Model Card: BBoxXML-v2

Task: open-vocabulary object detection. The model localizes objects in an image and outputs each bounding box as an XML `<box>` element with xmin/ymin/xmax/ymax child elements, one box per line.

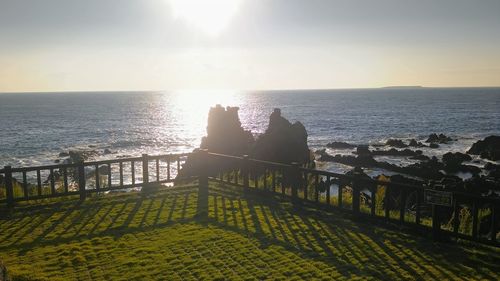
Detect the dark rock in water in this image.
<box><xmin>59</xmin><ymin>152</ymin><xmax>69</xmax><ymax>157</ymax></box>
<box><xmin>484</xmin><ymin>163</ymin><xmax>500</xmax><ymax>179</ymax></box>
<box><xmin>103</xmin><ymin>148</ymin><xmax>112</xmax><ymax>155</ymax></box>
<box><xmin>316</xmin><ymin>150</ymin><xmax>377</xmax><ymax>167</ymax></box>
<box><xmin>315</xmin><ymin>148</ymin><xmax>327</xmax><ymax>156</ymax></box>
<box><xmin>200</xmin><ymin>105</ymin><xmax>254</xmax><ymax>156</ymax></box>
<box><xmin>442</xmin><ymin>152</ymin><xmax>472</xmax><ymax>169</ymax></box>
<box><xmin>252</xmin><ymin>108</ymin><xmax>310</xmax><ymax>164</ymax></box>
<box><xmin>319</xmin><ymin>147</ymin><xmax>445</xmax><ymax>179</ymax></box>
<box><xmin>326</xmin><ymin>141</ymin><xmax>357</xmax><ymax>149</ymax></box>
<box><xmin>68</xmin><ymin>150</ymin><xmax>98</xmax><ymax>163</ymax></box>
<box><xmin>385</xmin><ymin>139</ymin><xmax>408</xmax><ymax>148</ymax></box>
<box><xmin>69</xmin><ymin>151</ymin><xmax>85</xmax><ymax>163</ymax></box>
<box><xmin>396</xmin><ymin>160</ymin><xmax>445</xmax><ymax>180</ymax></box>
<box><xmin>425</xmin><ymin>133</ymin><xmax>452</xmax><ymax>144</ymax></box>
<box><xmin>316</xmin><ymin>149</ymin><xmax>335</xmax><ymax>161</ymax></box>
<box><xmin>54</xmin><ymin>159</ymin><xmax>60</xmax><ymax>163</ymax></box>
<box><xmin>355</xmin><ymin>146</ymin><xmax>426</xmax><ymax>158</ymax></box>
<box><xmin>459</xmin><ymin>165</ymin><xmax>481</xmax><ymax>175</ymax></box>
<box><xmin>372</xmin><ymin>148</ymin><xmax>420</xmax><ymax>157</ymax></box>
<box><xmin>408</xmin><ymin>139</ymin><xmax>426</xmax><ymax>147</ymax></box>
<box><xmin>409</xmin><ymin>154</ymin><xmax>430</xmax><ymax>161</ymax></box>
<box><xmin>429</xmin><ymin>143</ymin><xmax>439</xmax><ymax>149</ymax></box>
<box><xmin>355</xmin><ymin>145</ymin><xmax>371</xmax><ymax>156</ymax></box>
<box><xmin>485</xmin><ymin>162</ymin><xmax>498</xmax><ymax>171</ymax></box>
<box><xmin>467</xmin><ymin>135</ymin><xmax>500</xmax><ymax>161</ymax></box>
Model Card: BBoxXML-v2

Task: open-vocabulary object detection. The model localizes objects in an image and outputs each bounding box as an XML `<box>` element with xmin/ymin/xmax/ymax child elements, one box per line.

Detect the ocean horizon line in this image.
<box><xmin>2</xmin><ymin>85</ymin><xmax>500</xmax><ymax>95</ymax></box>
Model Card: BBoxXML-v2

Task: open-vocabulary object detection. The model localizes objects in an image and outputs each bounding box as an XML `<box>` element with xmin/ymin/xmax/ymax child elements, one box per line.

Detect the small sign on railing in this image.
<box><xmin>424</xmin><ymin>188</ymin><xmax>453</xmax><ymax>207</ymax></box>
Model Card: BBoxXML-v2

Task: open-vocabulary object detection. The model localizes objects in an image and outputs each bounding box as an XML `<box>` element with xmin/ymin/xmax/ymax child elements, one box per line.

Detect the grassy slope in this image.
<box><xmin>0</xmin><ymin>182</ymin><xmax>499</xmax><ymax>281</ymax></box>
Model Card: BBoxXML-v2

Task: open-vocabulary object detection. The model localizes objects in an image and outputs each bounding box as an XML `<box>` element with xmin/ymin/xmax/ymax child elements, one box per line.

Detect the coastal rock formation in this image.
<box><xmin>467</xmin><ymin>135</ymin><xmax>500</xmax><ymax>161</ymax></box>
<box><xmin>408</xmin><ymin>139</ymin><xmax>426</xmax><ymax>147</ymax></box>
<box><xmin>425</xmin><ymin>133</ymin><xmax>453</xmax><ymax>144</ymax></box>
<box><xmin>67</xmin><ymin>150</ymin><xmax>98</xmax><ymax>163</ymax></box>
<box><xmin>485</xmin><ymin>163</ymin><xmax>500</xmax><ymax>178</ymax></box>
<box><xmin>441</xmin><ymin>153</ymin><xmax>480</xmax><ymax>178</ymax></box>
<box><xmin>200</xmin><ymin>105</ymin><xmax>254</xmax><ymax>155</ymax></box>
<box><xmin>178</xmin><ymin>106</ymin><xmax>311</xmax><ymax>178</ymax></box>
<box><xmin>409</xmin><ymin>152</ymin><xmax>430</xmax><ymax>161</ymax></box>
<box><xmin>442</xmin><ymin>152</ymin><xmax>472</xmax><ymax>169</ymax></box>
<box><xmin>252</xmin><ymin>108</ymin><xmax>310</xmax><ymax>164</ymax></box>
<box><xmin>429</xmin><ymin>143</ymin><xmax>440</xmax><ymax>149</ymax></box>
<box><xmin>355</xmin><ymin>145</ymin><xmax>371</xmax><ymax>156</ymax></box>
<box><xmin>385</xmin><ymin>139</ymin><xmax>408</xmax><ymax>148</ymax></box>
<box><xmin>371</xmin><ymin>148</ymin><xmax>421</xmax><ymax>157</ymax></box>
<box><xmin>316</xmin><ymin>149</ymin><xmax>445</xmax><ymax>180</ymax></box>
<box><xmin>326</xmin><ymin>141</ymin><xmax>357</xmax><ymax>149</ymax></box>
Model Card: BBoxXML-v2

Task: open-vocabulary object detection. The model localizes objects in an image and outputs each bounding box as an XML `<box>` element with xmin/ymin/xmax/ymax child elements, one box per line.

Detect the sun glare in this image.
<box><xmin>168</xmin><ymin>0</ymin><xmax>242</xmax><ymax>36</ymax></box>
<box><xmin>168</xmin><ymin>90</ymin><xmax>243</xmax><ymax>140</ymax></box>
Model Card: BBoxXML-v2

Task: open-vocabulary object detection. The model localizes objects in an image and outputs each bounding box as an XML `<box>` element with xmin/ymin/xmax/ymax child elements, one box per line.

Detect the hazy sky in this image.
<box><xmin>1</xmin><ymin>0</ymin><xmax>500</xmax><ymax>92</ymax></box>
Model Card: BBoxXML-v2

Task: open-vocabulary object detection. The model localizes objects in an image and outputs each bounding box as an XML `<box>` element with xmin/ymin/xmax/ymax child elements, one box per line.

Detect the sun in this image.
<box><xmin>168</xmin><ymin>0</ymin><xmax>242</xmax><ymax>36</ymax></box>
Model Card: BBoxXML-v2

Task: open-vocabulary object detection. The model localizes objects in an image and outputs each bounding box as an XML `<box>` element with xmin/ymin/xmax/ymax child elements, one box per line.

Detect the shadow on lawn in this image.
<box><xmin>207</xmin><ymin>183</ymin><xmax>500</xmax><ymax>280</ymax></box>
<box><xmin>0</xmin><ymin>185</ymin><xmax>200</xmax><ymax>252</ymax></box>
<box><xmin>0</xmin><ymin>183</ymin><xmax>499</xmax><ymax>279</ymax></box>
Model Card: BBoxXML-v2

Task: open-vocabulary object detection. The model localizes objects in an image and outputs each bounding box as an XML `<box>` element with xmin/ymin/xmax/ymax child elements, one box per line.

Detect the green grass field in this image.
<box><xmin>0</xmin><ymin>181</ymin><xmax>499</xmax><ymax>280</ymax></box>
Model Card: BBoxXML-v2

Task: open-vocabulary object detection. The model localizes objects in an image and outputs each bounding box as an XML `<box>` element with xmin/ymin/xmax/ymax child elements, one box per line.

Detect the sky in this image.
<box><xmin>1</xmin><ymin>0</ymin><xmax>500</xmax><ymax>92</ymax></box>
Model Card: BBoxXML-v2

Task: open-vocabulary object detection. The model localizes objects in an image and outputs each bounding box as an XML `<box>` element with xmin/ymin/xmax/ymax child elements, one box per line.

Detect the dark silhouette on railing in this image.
<box><xmin>1</xmin><ymin>150</ymin><xmax>498</xmax><ymax>247</ymax></box>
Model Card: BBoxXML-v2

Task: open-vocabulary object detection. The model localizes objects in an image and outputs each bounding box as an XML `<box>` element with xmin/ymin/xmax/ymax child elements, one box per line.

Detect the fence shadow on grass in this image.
<box><xmin>208</xmin><ymin>182</ymin><xmax>500</xmax><ymax>280</ymax></box>
<box><xmin>0</xmin><ymin>185</ymin><xmax>200</xmax><ymax>252</ymax></box>
<box><xmin>0</xmin><ymin>182</ymin><xmax>499</xmax><ymax>280</ymax></box>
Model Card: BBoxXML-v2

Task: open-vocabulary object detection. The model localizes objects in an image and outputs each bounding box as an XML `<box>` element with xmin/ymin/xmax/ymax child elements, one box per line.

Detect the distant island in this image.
<box><xmin>382</xmin><ymin>86</ymin><xmax>424</xmax><ymax>89</ymax></box>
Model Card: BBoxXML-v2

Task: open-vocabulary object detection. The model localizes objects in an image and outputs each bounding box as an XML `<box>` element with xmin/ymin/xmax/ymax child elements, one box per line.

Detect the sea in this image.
<box><xmin>1</xmin><ymin>88</ymin><xmax>499</xmax><ymax>178</ymax></box>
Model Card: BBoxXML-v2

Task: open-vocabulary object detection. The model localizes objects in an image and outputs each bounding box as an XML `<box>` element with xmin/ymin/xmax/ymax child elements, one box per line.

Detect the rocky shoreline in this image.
<box><xmin>317</xmin><ymin>134</ymin><xmax>500</xmax><ymax>196</ymax></box>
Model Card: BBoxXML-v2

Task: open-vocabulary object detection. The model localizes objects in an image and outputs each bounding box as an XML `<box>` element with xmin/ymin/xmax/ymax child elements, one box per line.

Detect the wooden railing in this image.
<box><xmin>205</xmin><ymin>152</ymin><xmax>500</xmax><ymax>247</ymax></box>
<box><xmin>0</xmin><ymin>153</ymin><xmax>190</xmax><ymax>204</ymax></box>
<box><xmin>1</xmin><ymin>150</ymin><xmax>498</xmax><ymax>247</ymax></box>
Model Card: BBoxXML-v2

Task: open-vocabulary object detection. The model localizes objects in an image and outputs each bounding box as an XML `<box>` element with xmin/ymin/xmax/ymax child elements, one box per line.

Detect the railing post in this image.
<box><xmin>242</xmin><ymin>155</ymin><xmax>249</xmax><ymax>188</ymax></box>
<box><xmin>78</xmin><ymin>161</ymin><xmax>86</xmax><ymax>201</ymax></box>
<box><xmin>198</xmin><ymin>149</ymin><xmax>209</xmax><ymax>191</ymax></box>
<box><xmin>290</xmin><ymin>162</ymin><xmax>300</xmax><ymax>202</ymax></box>
<box><xmin>472</xmin><ymin>199</ymin><xmax>479</xmax><ymax>240</ymax></box>
<box><xmin>352</xmin><ymin>168</ymin><xmax>362</xmax><ymax>214</ymax></box>
<box><xmin>4</xmin><ymin>166</ymin><xmax>14</xmax><ymax>209</ymax></box>
<box><xmin>352</xmin><ymin>181</ymin><xmax>360</xmax><ymax>214</ymax></box>
<box><xmin>197</xmin><ymin>149</ymin><xmax>209</xmax><ymax>220</ymax></box>
<box><xmin>415</xmin><ymin>188</ymin><xmax>421</xmax><ymax>224</ymax></box>
<box><xmin>491</xmin><ymin>203</ymin><xmax>498</xmax><ymax>242</ymax></box>
<box><xmin>142</xmin><ymin>154</ymin><xmax>149</xmax><ymax>184</ymax></box>
<box><xmin>399</xmin><ymin>188</ymin><xmax>406</xmax><ymax>223</ymax></box>
<box><xmin>432</xmin><ymin>204</ymin><xmax>445</xmax><ymax>242</ymax></box>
